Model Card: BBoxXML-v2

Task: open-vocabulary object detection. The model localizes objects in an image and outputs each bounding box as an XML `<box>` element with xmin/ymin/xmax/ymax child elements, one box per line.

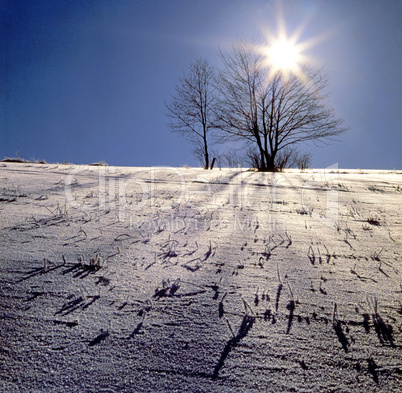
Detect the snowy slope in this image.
<box><xmin>0</xmin><ymin>162</ymin><xmax>401</xmax><ymax>392</ymax></box>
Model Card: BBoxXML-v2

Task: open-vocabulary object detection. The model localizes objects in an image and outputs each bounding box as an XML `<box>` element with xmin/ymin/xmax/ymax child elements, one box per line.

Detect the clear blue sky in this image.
<box><xmin>1</xmin><ymin>0</ymin><xmax>401</xmax><ymax>169</ymax></box>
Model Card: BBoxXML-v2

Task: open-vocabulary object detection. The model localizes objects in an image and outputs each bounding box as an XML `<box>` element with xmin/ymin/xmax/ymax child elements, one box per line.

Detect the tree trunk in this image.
<box><xmin>259</xmin><ymin>149</ymin><xmax>266</xmax><ymax>170</ymax></box>
<box><xmin>264</xmin><ymin>149</ymin><xmax>276</xmax><ymax>171</ymax></box>
<box><xmin>203</xmin><ymin>134</ymin><xmax>209</xmax><ymax>169</ymax></box>
<box><xmin>255</xmin><ymin>142</ymin><xmax>266</xmax><ymax>170</ymax></box>
<box><xmin>254</xmin><ymin>125</ymin><xmax>266</xmax><ymax>170</ymax></box>
<box><xmin>265</xmin><ymin>155</ymin><xmax>275</xmax><ymax>171</ymax></box>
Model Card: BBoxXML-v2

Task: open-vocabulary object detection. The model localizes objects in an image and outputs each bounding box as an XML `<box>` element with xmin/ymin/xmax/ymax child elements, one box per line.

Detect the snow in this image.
<box><xmin>0</xmin><ymin>162</ymin><xmax>401</xmax><ymax>392</ymax></box>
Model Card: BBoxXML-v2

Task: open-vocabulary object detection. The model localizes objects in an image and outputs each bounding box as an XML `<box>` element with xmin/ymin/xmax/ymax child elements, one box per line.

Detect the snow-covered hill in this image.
<box><xmin>1</xmin><ymin>163</ymin><xmax>401</xmax><ymax>392</ymax></box>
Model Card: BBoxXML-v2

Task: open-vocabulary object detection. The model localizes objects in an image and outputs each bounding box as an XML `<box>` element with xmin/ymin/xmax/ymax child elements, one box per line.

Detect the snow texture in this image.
<box><xmin>0</xmin><ymin>162</ymin><xmax>401</xmax><ymax>392</ymax></box>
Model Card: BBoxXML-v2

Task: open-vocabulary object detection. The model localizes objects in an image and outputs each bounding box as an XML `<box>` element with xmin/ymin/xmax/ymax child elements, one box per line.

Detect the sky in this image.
<box><xmin>1</xmin><ymin>0</ymin><xmax>401</xmax><ymax>169</ymax></box>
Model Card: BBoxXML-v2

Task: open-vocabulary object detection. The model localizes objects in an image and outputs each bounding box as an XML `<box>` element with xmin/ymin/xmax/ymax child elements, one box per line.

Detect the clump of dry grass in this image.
<box><xmin>153</xmin><ymin>279</ymin><xmax>181</xmax><ymax>299</ymax></box>
<box><xmin>79</xmin><ymin>253</ymin><xmax>104</xmax><ymax>271</ymax></box>
<box><xmin>159</xmin><ymin>237</ymin><xmax>179</xmax><ymax>261</ymax></box>
<box><xmin>367</xmin><ymin>216</ymin><xmax>381</xmax><ymax>226</ymax></box>
<box><xmin>362</xmin><ymin>223</ymin><xmax>372</xmax><ymax>231</ymax></box>
<box><xmin>367</xmin><ymin>185</ymin><xmax>383</xmax><ymax>193</ymax></box>
<box><xmin>88</xmin><ymin>329</ymin><xmax>109</xmax><ymax>346</ymax></box>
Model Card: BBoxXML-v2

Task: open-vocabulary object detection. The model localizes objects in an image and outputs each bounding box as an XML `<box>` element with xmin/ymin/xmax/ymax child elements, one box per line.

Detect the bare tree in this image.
<box><xmin>245</xmin><ymin>146</ymin><xmax>311</xmax><ymax>171</ymax></box>
<box><xmin>275</xmin><ymin>148</ymin><xmax>311</xmax><ymax>171</ymax></box>
<box><xmin>215</xmin><ymin>42</ymin><xmax>348</xmax><ymax>171</ymax></box>
<box><xmin>166</xmin><ymin>58</ymin><xmax>216</xmax><ymax>169</ymax></box>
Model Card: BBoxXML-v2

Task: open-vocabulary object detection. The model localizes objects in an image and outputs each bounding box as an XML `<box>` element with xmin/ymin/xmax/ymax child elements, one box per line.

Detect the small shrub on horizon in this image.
<box><xmin>1</xmin><ymin>157</ymin><xmax>29</xmax><ymax>163</ymax></box>
<box><xmin>1</xmin><ymin>157</ymin><xmax>47</xmax><ymax>164</ymax></box>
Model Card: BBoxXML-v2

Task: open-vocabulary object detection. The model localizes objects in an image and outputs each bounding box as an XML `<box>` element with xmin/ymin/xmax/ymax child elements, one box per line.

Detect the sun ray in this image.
<box><xmin>256</xmin><ymin>6</ymin><xmax>326</xmax><ymax>84</ymax></box>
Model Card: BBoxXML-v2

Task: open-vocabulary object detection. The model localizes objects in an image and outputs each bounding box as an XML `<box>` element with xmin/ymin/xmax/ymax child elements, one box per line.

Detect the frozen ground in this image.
<box><xmin>0</xmin><ymin>162</ymin><xmax>401</xmax><ymax>392</ymax></box>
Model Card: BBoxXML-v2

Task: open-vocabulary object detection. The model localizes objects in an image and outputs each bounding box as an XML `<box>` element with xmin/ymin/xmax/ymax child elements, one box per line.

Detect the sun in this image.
<box><xmin>257</xmin><ymin>7</ymin><xmax>324</xmax><ymax>82</ymax></box>
<box><xmin>260</xmin><ymin>29</ymin><xmax>308</xmax><ymax>82</ymax></box>
<box><xmin>266</xmin><ymin>37</ymin><xmax>301</xmax><ymax>75</ymax></box>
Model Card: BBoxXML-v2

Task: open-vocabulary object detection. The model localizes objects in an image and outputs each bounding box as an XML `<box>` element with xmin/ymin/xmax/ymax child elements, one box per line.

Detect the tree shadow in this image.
<box><xmin>212</xmin><ymin>314</ymin><xmax>255</xmax><ymax>379</ymax></box>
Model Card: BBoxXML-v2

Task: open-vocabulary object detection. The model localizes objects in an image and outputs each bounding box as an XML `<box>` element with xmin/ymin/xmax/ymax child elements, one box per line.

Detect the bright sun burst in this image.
<box><xmin>267</xmin><ymin>38</ymin><xmax>301</xmax><ymax>74</ymax></box>
<box><xmin>260</xmin><ymin>30</ymin><xmax>308</xmax><ymax>82</ymax></box>
<box><xmin>257</xmin><ymin>7</ymin><xmax>324</xmax><ymax>82</ymax></box>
